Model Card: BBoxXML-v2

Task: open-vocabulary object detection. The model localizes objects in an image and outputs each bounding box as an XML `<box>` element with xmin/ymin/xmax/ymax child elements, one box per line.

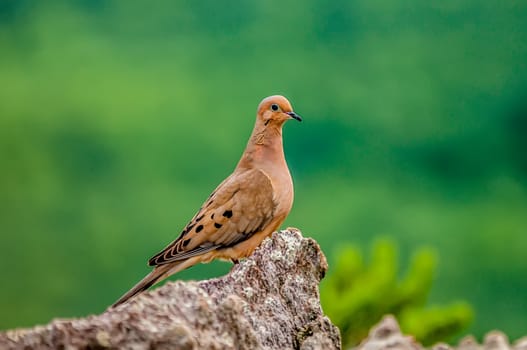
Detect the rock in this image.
<box><xmin>353</xmin><ymin>316</ymin><xmax>527</xmax><ymax>350</ymax></box>
<box><xmin>354</xmin><ymin>315</ymin><xmax>422</xmax><ymax>350</ymax></box>
<box><xmin>514</xmin><ymin>337</ymin><xmax>527</xmax><ymax>350</ymax></box>
<box><xmin>457</xmin><ymin>335</ymin><xmax>480</xmax><ymax>350</ymax></box>
<box><xmin>484</xmin><ymin>331</ymin><xmax>510</xmax><ymax>350</ymax></box>
<box><xmin>0</xmin><ymin>229</ymin><xmax>341</xmax><ymax>350</ymax></box>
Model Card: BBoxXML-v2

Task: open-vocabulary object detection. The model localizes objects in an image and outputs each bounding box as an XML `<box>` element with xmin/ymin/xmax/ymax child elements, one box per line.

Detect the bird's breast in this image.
<box><xmin>264</xmin><ymin>164</ymin><xmax>294</xmax><ymax>219</ymax></box>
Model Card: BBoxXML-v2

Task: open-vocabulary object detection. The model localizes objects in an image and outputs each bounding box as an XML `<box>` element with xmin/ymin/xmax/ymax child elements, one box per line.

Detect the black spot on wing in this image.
<box><xmin>148</xmin><ymin>214</ymin><xmax>269</xmax><ymax>266</ymax></box>
<box><xmin>214</xmin><ymin>222</ymin><xmax>222</xmax><ymax>229</ymax></box>
<box><xmin>223</xmin><ymin>210</ymin><xmax>233</xmax><ymax>218</ymax></box>
<box><xmin>183</xmin><ymin>224</ymin><xmax>195</xmax><ymax>235</ymax></box>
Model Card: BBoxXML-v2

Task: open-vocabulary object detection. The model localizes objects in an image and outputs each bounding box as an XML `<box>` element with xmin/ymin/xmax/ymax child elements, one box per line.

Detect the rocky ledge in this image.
<box><xmin>0</xmin><ymin>229</ymin><xmax>341</xmax><ymax>350</ymax></box>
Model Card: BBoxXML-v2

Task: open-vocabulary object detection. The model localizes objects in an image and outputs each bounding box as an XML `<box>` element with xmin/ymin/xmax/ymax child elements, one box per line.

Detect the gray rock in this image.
<box><xmin>354</xmin><ymin>315</ymin><xmax>422</xmax><ymax>350</ymax></box>
<box><xmin>353</xmin><ymin>316</ymin><xmax>527</xmax><ymax>350</ymax></box>
<box><xmin>0</xmin><ymin>229</ymin><xmax>341</xmax><ymax>350</ymax></box>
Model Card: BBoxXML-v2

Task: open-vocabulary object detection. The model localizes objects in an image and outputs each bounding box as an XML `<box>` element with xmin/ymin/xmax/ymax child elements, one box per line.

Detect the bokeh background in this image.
<box><xmin>1</xmin><ymin>0</ymin><xmax>526</xmax><ymax>341</ymax></box>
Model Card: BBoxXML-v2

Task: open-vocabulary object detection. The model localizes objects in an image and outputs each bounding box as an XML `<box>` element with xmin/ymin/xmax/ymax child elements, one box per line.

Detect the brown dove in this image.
<box><xmin>111</xmin><ymin>95</ymin><xmax>302</xmax><ymax>307</ymax></box>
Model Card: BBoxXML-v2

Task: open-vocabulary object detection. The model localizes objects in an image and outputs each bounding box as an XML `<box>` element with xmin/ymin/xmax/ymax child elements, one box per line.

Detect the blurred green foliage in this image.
<box><xmin>321</xmin><ymin>240</ymin><xmax>473</xmax><ymax>347</ymax></box>
<box><xmin>0</xmin><ymin>0</ymin><xmax>526</xmax><ymax>343</ymax></box>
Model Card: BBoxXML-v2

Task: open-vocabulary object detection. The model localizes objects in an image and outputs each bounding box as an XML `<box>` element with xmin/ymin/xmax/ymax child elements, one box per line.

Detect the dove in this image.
<box><xmin>111</xmin><ymin>95</ymin><xmax>302</xmax><ymax>307</ymax></box>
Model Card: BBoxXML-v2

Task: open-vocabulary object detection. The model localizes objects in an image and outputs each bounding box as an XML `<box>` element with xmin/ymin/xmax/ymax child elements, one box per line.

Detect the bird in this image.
<box><xmin>111</xmin><ymin>95</ymin><xmax>302</xmax><ymax>308</ymax></box>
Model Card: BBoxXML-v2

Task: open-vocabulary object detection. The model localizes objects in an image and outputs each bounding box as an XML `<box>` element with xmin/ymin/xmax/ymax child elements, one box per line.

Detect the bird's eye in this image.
<box><xmin>271</xmin><ymin>104</ymin><xmax>279</xmax><ymax>112</ymax></box>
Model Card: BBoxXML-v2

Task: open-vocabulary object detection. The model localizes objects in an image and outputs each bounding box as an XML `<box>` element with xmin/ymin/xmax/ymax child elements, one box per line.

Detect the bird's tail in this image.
<box><xmin>111</xmin><ymin>264</ymin><xmax>174</xmax><ymax>308</ymax></box>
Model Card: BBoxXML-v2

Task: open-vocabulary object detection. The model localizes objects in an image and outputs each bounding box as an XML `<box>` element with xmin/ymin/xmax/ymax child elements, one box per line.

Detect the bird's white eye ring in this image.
<box><xmin>271</xmin><ymin>104</ymin><xmax>280</xmax><ymax>112</ymax></box>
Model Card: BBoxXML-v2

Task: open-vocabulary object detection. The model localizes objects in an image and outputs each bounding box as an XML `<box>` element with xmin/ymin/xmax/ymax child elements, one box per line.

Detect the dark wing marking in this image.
<box><xmin>148</xmin><ymin>169</ymin><xmax>275</xmax><ymax>266</ymax></box>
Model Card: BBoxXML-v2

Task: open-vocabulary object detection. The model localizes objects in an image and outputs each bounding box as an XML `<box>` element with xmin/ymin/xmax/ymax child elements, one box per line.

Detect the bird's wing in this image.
<box><xmin>148</xmin><ymin>168</ymin><xmax>276</xmax><ymax>266</ymax></box>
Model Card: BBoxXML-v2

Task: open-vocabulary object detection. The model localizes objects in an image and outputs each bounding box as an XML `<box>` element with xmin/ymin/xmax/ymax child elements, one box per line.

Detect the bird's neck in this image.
<box><xmin>236</xmin><ymin>124</ymin><xmax>287</xmax><ymax>172</ymax></box>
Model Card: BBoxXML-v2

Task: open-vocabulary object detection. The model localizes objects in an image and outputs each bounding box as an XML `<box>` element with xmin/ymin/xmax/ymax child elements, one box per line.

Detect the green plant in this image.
<box><xmin>320</xmin><ymin>239</ymin><xmax>473</xmax><ymax>347</ymax></box>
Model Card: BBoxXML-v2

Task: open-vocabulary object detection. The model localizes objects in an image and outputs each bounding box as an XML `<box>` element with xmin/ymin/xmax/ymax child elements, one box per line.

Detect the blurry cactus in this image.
<box><xmin>320</xmin><ymin>239</ymin><xmax>473</xmax><ymax>347</ymax></box>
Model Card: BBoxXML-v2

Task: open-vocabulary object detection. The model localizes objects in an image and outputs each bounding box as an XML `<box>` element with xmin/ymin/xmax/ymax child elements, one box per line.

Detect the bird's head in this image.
<box><xmin>256</xmin><ymin>95</ymin><xmax>302</xmax><ymax>127</ymax></box>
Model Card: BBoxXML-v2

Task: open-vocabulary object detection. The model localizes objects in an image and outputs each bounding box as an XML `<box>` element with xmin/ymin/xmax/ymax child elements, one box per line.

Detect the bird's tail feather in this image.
<box><xmin>111</xmin><ymin>264</ymin><xmax>174</xmax><ymax>308</ymax></box>
<box><xmin>111</xmin><ymin>254</ymin><xmax>205</xmax><ymax>308</ymax></box>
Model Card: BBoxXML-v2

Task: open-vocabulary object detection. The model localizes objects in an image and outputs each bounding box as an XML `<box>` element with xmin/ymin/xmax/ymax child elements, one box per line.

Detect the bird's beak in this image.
<box><xmin>286</xmin><ymin>111</ymin><xmax>302</xmax><ymax>122</ymax></box>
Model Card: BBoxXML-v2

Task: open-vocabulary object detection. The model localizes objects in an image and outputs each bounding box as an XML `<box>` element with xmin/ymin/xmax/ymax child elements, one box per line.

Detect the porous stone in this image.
<box><xmin>0</xmin><ymin>229</ymin><xmax>341</xmax><ymax>350</ymax></box>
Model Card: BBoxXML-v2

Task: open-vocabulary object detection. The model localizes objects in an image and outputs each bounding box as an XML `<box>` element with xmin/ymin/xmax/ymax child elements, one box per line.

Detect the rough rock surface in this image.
<box><xmin>0</xmin><ymin>229</ymin><xmax>341</xmax><ymax>350</ymax></box>
<box><xmin>353</xmin><ymin>315</ymin><xmax>527</xmax><ymax>350</ymax></box>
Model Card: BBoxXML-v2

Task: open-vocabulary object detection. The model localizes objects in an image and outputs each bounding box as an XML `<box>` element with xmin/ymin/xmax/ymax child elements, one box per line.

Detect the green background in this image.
<box><xmin>1</xmin><ymin>0</ymin><xmax>526</xmax><ymax>341</ymax></box>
